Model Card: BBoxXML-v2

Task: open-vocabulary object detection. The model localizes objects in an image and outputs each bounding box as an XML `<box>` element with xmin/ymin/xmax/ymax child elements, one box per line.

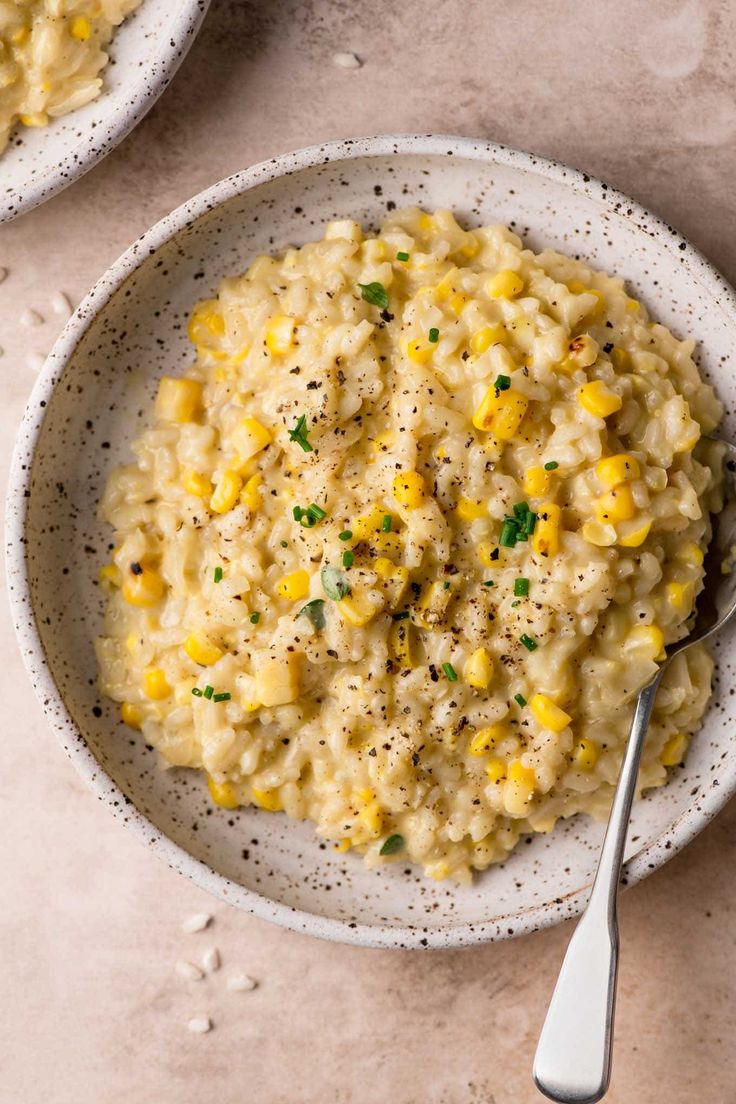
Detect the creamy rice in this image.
<box><xmin>0</xmin><ymin>0</ymin><xmax>142</xmax><ymax>155</ymax></box>
<box><xmin>96</xmin><ymin>208</ymin><xmax>723</xmax><ymax>882</ymax></box>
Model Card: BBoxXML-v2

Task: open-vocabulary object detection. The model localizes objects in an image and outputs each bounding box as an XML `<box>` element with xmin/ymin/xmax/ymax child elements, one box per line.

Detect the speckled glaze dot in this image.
<box><xmin>0</xmin><ymin>0</ymin><xmax>210</xmax><ymax>224</ymax></box>
<box><xmin>6</xmin><ymin>136</ymin><xmax>736</xmax><ymax>950</ymax></box>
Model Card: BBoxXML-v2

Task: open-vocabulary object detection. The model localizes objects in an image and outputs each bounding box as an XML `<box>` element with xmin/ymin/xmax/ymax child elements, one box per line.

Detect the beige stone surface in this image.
<box><xmin>2</xmin><ymin>1</ymin><xmax>736</xmax><ymax>1100</ymax></box>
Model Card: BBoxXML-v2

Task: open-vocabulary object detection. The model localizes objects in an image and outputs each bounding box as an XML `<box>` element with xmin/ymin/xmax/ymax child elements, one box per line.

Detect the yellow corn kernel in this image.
<box><xmin>184</xmin><ymin>633</ymin><xmax>223</xmax><ymax>666</ymax></box>
<box><xmin>19</xmin><ymin>112</ymin><xmax>48</xmax><ymax>127</ymax></box>
<box><xmin>155</xmin><ymin>377</ymin><xmax>203</xmax><ymax>423</ymax></box>
<box><xmin>478</xmin><ymin>541</ymin><xmax>499</xmax><ymax>568</ymax></box>
<box><xmin>241</xmin><ymin>473</ymin><xmax>262</xmax><ymax>511</ymax></box>
<box><xmin>661</xmin><ymin>732</ymin><xmax>688</xmax><ymax>767</ymax></box>
<box><xmin>523</xmin><ymin>466</ymin><xmax>550</xmax><ymax>497</ymax></box>
<box><xmin>210</xmin><ymin>469</ymin><xmax>242</xmax><ymax>514</ymax></box>
<box><xmin>448</xmin><ymin>292</ymin><xmax>468</xmax><ymax>315</ymax></box>
<box><xmin>595</xmin><ymin>485</ymin><xmax>636</xmax><ymax>523</ymax></box>
<box><xmin>577</xmin><ymin>380</ymin><xmax>622</xmax><ymax>418</ymax></box>
<box><xmin>374</xmin><ymin>556</ymin><xmax>395</xmax><ymax>580</ymax></box>
<box><xmin>596</xmin><ymin>453</ymin><xmax>640</xmax><ymax>490</ymax></box>
<box><xmin>265</xmin><ymin>314</ymin><xmax>296</xmax><ymax>354</ymax></box>
<box><xmin>618</xmin><ymin>519</ymin><xmax>652</xmax><ymax>548</ymax></box>
<box><xmin>70</xmin><ymin>15</ymin><xmax>92</xmax><ymax>39</ymax></box>
<box><xmin>256</xmin><ymin>653</ymin><xmax>300</xmax><ymax>706</ymax></box>
<box><xmin>472</xmin><ymin>387</ymin><xmax>528</xmax><ymax>440</ymax></box>
<box><xmin>572</xmin><ymin>738</ymin><xmax>599</xmax><ymax>771</ymax></box>
<box><xmin>487</xmin><ymin>270</ymin><xmax>524</xmax><ymax>299</ymax></box>
<box><xmin>456</xmin><ymin>497</ymin><xmax>487</xmax><ymax>521</ymax></box>
<box><xmin>120</xmin><ymin>702</ymin><xmax>143</xmax><ymax>730</ymax></box>
<box><xmin>232</xmin><ymin>416</ymin><xmax>273</xmax><ymax>465</ymax></box>
<box><xmin>276</xmin><ymin>570</ymin><xmax>310</xmax><ymax>602</ymax></box>
<box><xmin>561</xmin><ymin>333</ymin><xmax>599</xmax><ymax>372</ymax></box>
<box><xmin>334</xmin><ymin>838</ymin><xmax>352</xmax><ymax>853</ymax></box>
<box><xmin>11</xmin><ymin>25</ymin><xmax>30</xmax><ymax>45</ymax></box>
<box><xmin>352</xmin><ymin>503</ymin><xmax>387</xmax><ymax>541</ymax></box>
<box><xmin>469</xmin><ymin>724</ymin><xmax>505</xmax><ymax>755</ymax></box>
<box><xmin>207</xmin><ymin>776</ymin><xmax>240</xmax><ymax>810</ymax></box>
<box><xmin>182</xmin><ymin>470</ymin><xmax>211</xmax><ymax>497</ymax></box>
<box><xmin>187</xmin><ymin>299</ymin><xmax>226</xmax><ymax>353</ymax></box>
<box><xmin>677</xmin><ymin>542</ymin><xmax>704</xmax><ymax>567</ymax></box>
<box><xmin>610</xmin><ymin>347</ymin><xmax>630</xmax><ymax>372</ymax></box>
<box><xmin>371</xmin><ymin>430</ymin><xmax>396</xmax><ymax>454</ymax></box>
<box><xmin>99</xmin><ymin>563</ymin><xmax>120</xmax><ymax>587</ymax></box>
<box><xmin>486</xmin><ymin>758</ymin><xmax>507</xmax><ymax>784</ymax></box>
<box><xmin>532</xmin><ymin>502</ymin><xmax>561</xmax><ymax>558</ymax></box>
<box><xmin>338</xmin><ymin>592</ymin><xmax>378</xmax><ymax>627</ymax></box>
<box><xmin>434</xmin><ymin>266</ymin><xmax>460</xmax><ymax>301</ymax></box>
<box><xmin>666</xmin><ymin>580</ymin><xmax>695</xmax><ymax>615</ymax></box>
<box><xmin>470</xmin><ymin>324</ymin><xmax>506</xmax><ymax>354</ymax></box>
<box><xmin>393</xmin><ymin>470</ymin><xmax>426</xmax><ymax>509</ymax></box>
<box><xmin>405</xmin><ymin>338</ymin><xmax>433</xmax><ymax>364</ymax></box>
<box><xmin>418</xmin><ymin>212</ymin><xmax>434</xmax><ymax>233</ymax></box>
<box><xmin>252</xmin><ymin>787</ymin><xmax>283</xmax><ymax>812</ymax></box>
<box><xmin>427</xmin><ymin>861</ymin><xmax>450</xmax><ymax>881</ymax></box>
<box><xmin>122</xmin><ymin>567</ymin><xmax>165</xmax><ymax>608</ymax></box>
<box><xmin>625</xmin><ymin>297</ymin><xmax>640</xmax><ymax>312</ymax></box>
<box><xmin>464</xmin><ymin>647</ymin><xmax>493</xmax><ymax>691</ymax></box>
<box><xmin>504</xmin><ymin>760</ymin><xmax>536</xmax><ymax>816</ymax></box>
<box><xmin>358</xmin><ymin>799</ymin><xmax>383</xmax><ymax>837</ymax></box>
<box><xmin>458</xmin><ymin>235</ymin><xmax>479</xmax><ymax>259</ymax></box>
<box><xmin>144</xmin><ymin>668</ymin><xmax>171</xmax><ymax>700</ymax></box>
<box><xmin>568</xmin><ymin>281</ymin><xmax>605</xmax><ymax>317</ymax></box>
<box><xmin>582</xmin><ymin>520</ymin><xmax>617</xmax><ymax>547</ymax></box>
<box><xmin>389</xmin><ymin>620</ymin><xmax>414</xmax><ymax>667</ymax></box>
<box><xmin>530</xmin><ymin>693</ymin><xmax>571</xmax><ymax>733</ymax></box>
<box><xmin>625</xmin><ymin>624</ymin><xmax>666</xmax><ymax>662</ymax></box>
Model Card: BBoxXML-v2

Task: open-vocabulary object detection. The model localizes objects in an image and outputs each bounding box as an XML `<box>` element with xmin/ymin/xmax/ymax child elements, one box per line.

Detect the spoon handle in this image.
<box><xmin>533</xmin><ymin>674</ymin><xmax>663</xmax><ymax>1104</ymax></box>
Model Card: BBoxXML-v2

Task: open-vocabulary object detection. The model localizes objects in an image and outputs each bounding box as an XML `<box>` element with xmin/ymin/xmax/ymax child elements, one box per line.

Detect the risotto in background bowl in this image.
<box><xmin>7</xmin><ymin>135</ymin><xmax>736</xmax><ymax>947</ymax></box>
<box><xmin>0</xmin><ymin>0</ymin><xmax>209</xmax><ymax>223</ymax></box>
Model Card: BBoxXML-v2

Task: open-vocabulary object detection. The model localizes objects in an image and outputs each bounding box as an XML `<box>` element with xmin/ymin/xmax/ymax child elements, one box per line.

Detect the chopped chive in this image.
<box><xmin>203</xmin><ymin>685</ymin><xmax>214</xmax><ymax>700</ymax></box>
<box><xmin>191</xmin><ymin>687</ymin><xmax>203</xmax><ymax>697</ymax></box>
<box><xmin>442</xmin><ymin>662</ymin><xmax>458</xmax><ymax>682</ymax></box>
<box><xmin>293</xmin><ymin>505</ymin><xmax>303</xmax><ymax>521</ymax></box>
<box><xmin>307</xmin><ymin>502</ymin><xmax>327</xmax><ymax>520</ymax></box>
<box><xmin>381</xmin><ymin>514</ymin><xmax>393</xmax><ymax>532</ymax></box>
<box><xmin>482</xmin><ymin>580</ymin><xmax>495</xmax><ymax>587</ymax></box>
<box><xmin>514</xmin><ymin>577</ymin><xmax>529</xmax><ymax>597</ymax></box>
<box><xmin>288</xmin><ymin>414</ymin><xmax>314</xmax><ymax>453</ymax></box>
<box><xmin>213</xmin><ymin>566</ymin><xmax>223</xmax><ymax>583</ymax></box>
<box><xmin>396</xmin><ymin>251</ymin><xmax>410</xmax><ymax>262</ymax></box>
<box><xmin>428</xmin><ymin>327</ymin><xmax>440</xmax><ymax>343</ymax></box>
<box><xmin>380</xmin><ymin>833</ymin><xmax>405</xmax><ymax>855</ymax></box>
<box><xmin>513</xmin><ymin>501</ymin><xmax>530</xmax><ymax>520</ymax></box>
<box><xmin>499</xmin><ymin>519</ymin><xmax>518</xmax><ymax>547</ymax></box>
<box><xmin>342</xmin><ymin>550</ymin><xmax>354</xmax><ymax>569</ymax></box>
<box><xmin>392</xmin><ymin>610</ymin><xmax>410</xmax><ymax>621</ymax></box>
<box><xmin>520</xmin><ymin>634</ymin><xmax>538</xmax><ymax>652</ymax></box>
<box><xmin>514</xmin><ymin>693</ymin><xmax>527</xmax><ymax>707</ymax></box>
<box><xmin>494</xmin><ymin>374</ymin><xmax>511</xmax><ymax>391</ymax></box>
<box><xmin>280</xmin><ymin>540</ymin><xmax>289</xmax><ymax>548</ymax></box>
<box><xmin>250</xmin><ymin>612</ymin><xmax>260</xmax><ymax>625</ymax></box>
<box><xmin>443</xmin><ymin>580</ymin><xmax>451</xmax><ymax>590</ymax></box>
<box><xmin>300</xmin><ymin>513</ymin><xmax>316</xmax><ymax>528</ymax></box>
<box><xmin>213</xmin><ymin>692</ymin><xmax>231</xmax><ymax>703</ymax></box>
<box><xmin>339</xmin><ymin>529</ymin><xmax>353</xmax><ymax>541</ymax></box>
<box><xmin>544</xmin><ymin>461</ymin><xmax>559</xmax><ymax>471</ymax></box>
<box><xmin>358</xmin><ymin>281</ymin><xmax>389</xmax><ymax>310</ymax></box>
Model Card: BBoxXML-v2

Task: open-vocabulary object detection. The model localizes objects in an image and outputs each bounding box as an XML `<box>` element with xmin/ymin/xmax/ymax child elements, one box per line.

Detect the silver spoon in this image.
<box><xmin>534</xmin><ymin>439</ymin><xmax>736</xmax><ymax>1104</ymax></box>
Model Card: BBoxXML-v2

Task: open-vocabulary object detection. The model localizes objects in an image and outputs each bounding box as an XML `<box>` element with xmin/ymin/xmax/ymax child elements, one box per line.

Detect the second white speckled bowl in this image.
<box><xmin>0</xmin><ymin>0</ymin><xmax>210</xmax><ymax>223</ymax></box>
<box><xmin>7</xmin><ymin>135</ymin><xmax>736</xmax><ymax>948</ymax></box>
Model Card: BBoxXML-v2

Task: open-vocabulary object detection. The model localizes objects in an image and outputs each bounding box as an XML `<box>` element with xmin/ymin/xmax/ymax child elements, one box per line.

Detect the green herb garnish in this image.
<box><xmin>379</xmin><ymin>834</ymin><xmax>405</xmax><ymax>855</ymax></box>
<box><xmin>213</xmin><ymin>566</ymin><xmax>223</xmax><ymax>583</ymax></box>
<box><xmin>203</xmin><ymin>685</ymin><xmax>214</xmax><ymax>700</ymax></box>
<box><xmin>442</xmin><ymin>662</ymin><xmax>458</xmax><ymax>682</ymax></box>
<box><xmin>514</xmin><ymin>693</ymin><xmax>527</xmax><ymax>707</ymax></box>
<box><xmin>514</xmin><ymin>577</ymin><xmax>529</xmax><ymax>597</ymax></box>
<box><xmin>482</xmin><ymin>580</ymin><xmax>495</xmax><ymax>587</ymax></box>
<box><xmin>494</xmin><ymin>374</ymin><xmax>511</xmax><ymax>391</ymax></box>
<box><xmin>391</xmin><ymin>610</ymin><xmax>410</xmax><ymax>621</ymax></box>
<box><xmin>499</xmin><ymin>518</ymin><xmax>519</xmax><ymax>547</ymax></box>
<box><xmin>342</xmin><ymin>550</ymin><xmax>354</xmax><ymax>569</ymax></box>
<box><xmin>544</xmin><ymin>461</ymin><xmax>559</xmax><ymax>471</ymax></box>
<box><xmin>307</xmin><ymin>503</ymin><xmax>326</xmax><ymax>521</ymax></box>
<box><xmin>288</xmin><ymin>414</ymin><xmax>314</xmax><ymax>453</ymax></box>
<box><xmin>213</xmin><ymin>692</ymin><xmax>231</xmax><ymax>703</ymax></box>
<box><xmin>250</xmin><ymin>612</ymin><xmax>260</xmax><ymax>625</ymax></box>
<box><xmin>280</xmin><ymin>540</ymin><xmax>289</xmax><ymax>548</ymax></box>
<box><xmin>339</xmin><ymin>530</ymin><xmax>353</xmax><ymax>541</ymax></box>
<box><xmin>381</xmin><ymin>514</ymin><xmax>393</xmax><ymax>533</ymax></box>
<box><xmin>520</xmin><ymin>634</ymin><xmax>538</xmax><ymax>652</ymax></box>
<box><xmin>396</xmin><ymin>251</ymin><xmax>410</xmax><ymax>262</ymax></box>
<box><xmin>428</xmin><ymin>327</ymin><xmax>439</xmax><ymax>343</ymax></box>
<box><xmin>191</xmin><ymin>687</ymin><xmax>203</xmax><ymax>697</ymax></box>
<box><xmin>358</xmin><ymin>281</ymin><xmax>389</xmax><ymax>310</ymax></box>
<box><xmin>298</xmin><ymin>599</ymin><xmax>326</xmax><ymax>629</ymax></box>
<box><xmin>321</xmin><ymin>565</ymin><xmax>351</xmax><ymax>600</ymax></box>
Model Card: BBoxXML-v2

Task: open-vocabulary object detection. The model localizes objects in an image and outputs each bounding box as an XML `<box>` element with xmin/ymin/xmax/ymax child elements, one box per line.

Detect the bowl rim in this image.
<box><xmin>7</xmin><ymin>132</ymin><xmax>736</xmax><ymax>949</ymax></box>
<box><xmin>0</xmin><ymin>0</ymin><xmax>211</xmax><ymax>224</ymax></box>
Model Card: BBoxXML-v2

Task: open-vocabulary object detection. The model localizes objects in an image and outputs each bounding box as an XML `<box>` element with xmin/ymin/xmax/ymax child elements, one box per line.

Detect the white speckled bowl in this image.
<box><xmin>0</xmin><ymin>0</ymin><xmax>209</xmax><ymax>223</ymax></box>
<box><xmin>7</xmin><ymin>135</ymin><xmax>736</xmax><ymax>948</ymax></box>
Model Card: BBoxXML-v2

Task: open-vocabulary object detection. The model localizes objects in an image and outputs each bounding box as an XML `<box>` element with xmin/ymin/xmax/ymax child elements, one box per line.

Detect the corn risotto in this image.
<box><xmin>0</xmin><ymin>0</ymin><xmax>142</xmax><ymax>155</ymax></box>
<box><xmin>96</xmin><ymin>208</ymin><xmax>724</xmax><ymax>882</ymax></box>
